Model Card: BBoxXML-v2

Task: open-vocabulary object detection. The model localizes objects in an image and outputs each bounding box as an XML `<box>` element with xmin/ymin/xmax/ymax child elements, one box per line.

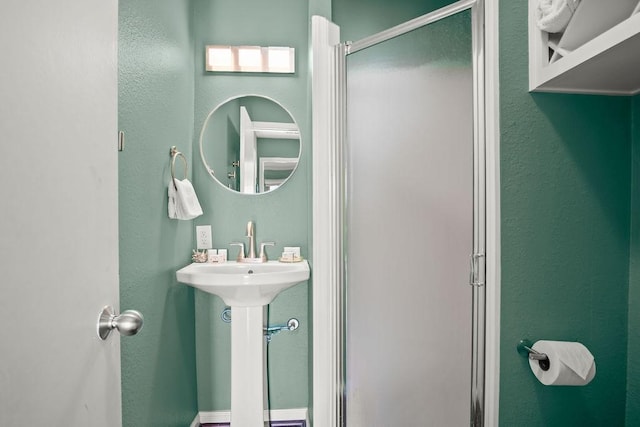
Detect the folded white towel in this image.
<box><xmin>537</xmin><ymin>0</ymin><xmax>581</xmax><ymax>33</ymax></box>
<box><xmin>168</xmin><ymin>178</ymin><xmax>203</xmax><ymax>220</ymax></box>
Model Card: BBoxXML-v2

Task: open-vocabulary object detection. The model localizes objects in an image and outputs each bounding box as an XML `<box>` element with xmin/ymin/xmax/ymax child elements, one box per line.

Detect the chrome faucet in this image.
<box><xmin>231</xmin><ymin>221</ymin><xmax>274</xmax><ymax>263</ymax></box>
<box><xmin>246</xmin><ymin>221</ymin><xmax>257</xmax><ymax>259</ymax></box>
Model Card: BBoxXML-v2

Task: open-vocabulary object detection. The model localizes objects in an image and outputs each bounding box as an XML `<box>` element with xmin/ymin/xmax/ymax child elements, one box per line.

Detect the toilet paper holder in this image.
<box><xmin>517</xmin><ymin>339</ymin><xmax>550</xmax><ymax>371</ymax></box>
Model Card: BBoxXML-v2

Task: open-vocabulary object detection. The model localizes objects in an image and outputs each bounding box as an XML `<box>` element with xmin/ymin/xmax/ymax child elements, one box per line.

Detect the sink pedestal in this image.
<box><xmin>231</xmin><ymin>305</ymin><xmax>268</xmax><ymax>426</ymax></box>
<box><xmin>175</xmin><ymin>260</ymin><xmax>310</xmax><ymax>427</ymax></box>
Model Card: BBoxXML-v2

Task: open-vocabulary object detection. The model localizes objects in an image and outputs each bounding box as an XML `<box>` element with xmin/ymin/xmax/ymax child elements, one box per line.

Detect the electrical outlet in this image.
<box><xmin>196</xmin><ymin>225</ymin><xmax>212</xmax><ymax>249</ymax></box>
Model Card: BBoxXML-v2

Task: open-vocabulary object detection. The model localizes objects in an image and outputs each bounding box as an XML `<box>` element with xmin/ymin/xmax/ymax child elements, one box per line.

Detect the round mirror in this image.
<box><xmin>200</xmin><ymin>95</ymin><xmax>301</xmax><ymax>194</ymax></box>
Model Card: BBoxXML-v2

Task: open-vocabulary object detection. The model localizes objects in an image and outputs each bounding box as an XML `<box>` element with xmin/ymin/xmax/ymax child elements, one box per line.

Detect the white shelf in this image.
<box><xmin>529</xmin><ymin>0</ymin><xmax>640</xmax><ymax>95</ymax></box>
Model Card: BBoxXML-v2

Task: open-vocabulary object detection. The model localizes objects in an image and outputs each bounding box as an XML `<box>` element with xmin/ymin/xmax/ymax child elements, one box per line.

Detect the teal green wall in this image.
<box><xmin>118</xmin><ymin>0</ymin><xmax>198</xmax><ymax>425</ymax></box>
<box><xmin>499</xmin><ymin>1</ymin><xmax>631</xmax><ymax>426</ymax></box>
<box><xmin>116</xmin><ymin>0</ymin><xmax>637</xmax><ymax>423</ymax></box>
<box><xmin>332</xmin><ymin>0</ymin><xmax>451</xmax><ymax>41</ymax></box>
<box><xmin>191</xmin><ymin>0</ymin><xmax>312</xmax><ymax>411</ymax></box>
<box><xmin>628</xmin><ymin>94</ymin><xmax>640</xmax><ymax>425</ymax></box>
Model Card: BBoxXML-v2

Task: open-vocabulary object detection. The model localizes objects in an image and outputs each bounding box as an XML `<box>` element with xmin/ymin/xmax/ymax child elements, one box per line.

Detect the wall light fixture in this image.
<box><xmin>206</xmin><ymin>45</ymin><xmax>295</xmax><ymax>73</ymax></box>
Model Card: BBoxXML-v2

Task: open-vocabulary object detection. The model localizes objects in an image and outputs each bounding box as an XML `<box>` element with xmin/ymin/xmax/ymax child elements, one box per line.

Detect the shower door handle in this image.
<box><xmin>97</xmin><ymin>305</ymin><xmax>144</xmax><ymax>340</ymax></box>
<box><xmin>469</xmin><ymin>253</ymin><xmax>485</xmax><ymax>287</ymax></box>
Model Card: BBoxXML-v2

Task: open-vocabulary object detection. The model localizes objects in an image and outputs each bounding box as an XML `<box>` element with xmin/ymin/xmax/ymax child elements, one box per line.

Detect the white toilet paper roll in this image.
<box><xmin>528</xmin><ymin>340</ymin><xmax>596</xmax><ymax>386</ymax></box>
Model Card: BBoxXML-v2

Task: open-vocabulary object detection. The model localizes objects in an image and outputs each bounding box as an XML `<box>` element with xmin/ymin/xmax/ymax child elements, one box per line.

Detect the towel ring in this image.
<box><xmin>170</xmin><ymin>146</ymin><xmax>188</xmax><ymax>190</ymax></box>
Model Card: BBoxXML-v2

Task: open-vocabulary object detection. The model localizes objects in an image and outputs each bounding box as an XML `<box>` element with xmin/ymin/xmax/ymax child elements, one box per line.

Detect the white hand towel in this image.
<box><xmin>168</xmin><ymin>178</ymin><xmax>203</xmax><ymax>220</ymax></box>
<box><xmin>537</xmin><ymin>0</ymin><xmax>581</xmax><ymax>33</ymax></box>
<box><xmin>168</xmin><ymin>187</ymin><xmax>177</xmax><ymax>219</ymax></box>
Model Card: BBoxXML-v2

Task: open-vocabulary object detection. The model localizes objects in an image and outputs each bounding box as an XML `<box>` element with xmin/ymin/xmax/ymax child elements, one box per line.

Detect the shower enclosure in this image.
<box><xmin>312</xmin><ymin>0</ymin><xmax>493</xmax><ymax>425</ymax></box>
<box><xmin>345</xmin><ymin>6</ymin><xmax>476</xmax><ymax>426</ymax></box>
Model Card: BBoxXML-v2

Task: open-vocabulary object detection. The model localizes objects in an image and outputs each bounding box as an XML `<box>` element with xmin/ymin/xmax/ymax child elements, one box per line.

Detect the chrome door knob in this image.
<box><xmin>97</xmin><ymin>305</ymin><xmax>144</xmax><ymax>340</ymax></box>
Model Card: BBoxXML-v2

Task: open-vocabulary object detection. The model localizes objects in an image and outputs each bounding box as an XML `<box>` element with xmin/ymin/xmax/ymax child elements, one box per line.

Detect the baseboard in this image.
<box><xmin>191</xmin><ymin>408</ymin><xmax>309</xmax><ymax>426</ymax></box>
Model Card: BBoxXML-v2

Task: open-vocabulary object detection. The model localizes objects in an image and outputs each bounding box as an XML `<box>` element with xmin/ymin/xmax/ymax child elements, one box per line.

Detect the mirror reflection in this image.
<box><xmin>200</xmin><ymin>95</ymin><xmax>301</xmax><ymax>194</ymax></box>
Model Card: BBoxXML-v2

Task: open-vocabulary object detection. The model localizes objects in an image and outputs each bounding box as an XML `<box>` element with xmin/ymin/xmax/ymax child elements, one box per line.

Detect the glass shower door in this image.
<box><xmin>344</xmin><ymin>10</ymin><xmax>474</xmax><ymax>426</ymax></box>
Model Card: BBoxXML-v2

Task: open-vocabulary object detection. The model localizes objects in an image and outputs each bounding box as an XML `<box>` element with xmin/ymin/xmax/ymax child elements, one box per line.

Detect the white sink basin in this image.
<box><xmin>176</xmin><ymin>260</ymin><xmax>309</xmax><ymax>306</ymax></box>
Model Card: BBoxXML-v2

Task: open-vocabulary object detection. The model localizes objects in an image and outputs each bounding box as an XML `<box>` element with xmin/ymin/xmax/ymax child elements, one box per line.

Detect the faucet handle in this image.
<box><xmin>229</xmin><ymin>242</ymin><xmax>245</xmax><ymax>261</ymax></box>
<box><xmin>259</xmin><ymin>242</ymin><xmax>275</xmax><ymax>262</ymax></box>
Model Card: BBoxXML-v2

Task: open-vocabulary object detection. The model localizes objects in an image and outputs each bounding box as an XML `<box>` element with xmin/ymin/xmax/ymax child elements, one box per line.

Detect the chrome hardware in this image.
<box><xmin>230</xmin><ymin>242</ymin><xmax>245</xmax><ymax>262</ymax></box>
<box><xmin>265</xmin><ymin>318</ymin><xmax>299</xmax><ymax>342</ymax></box>
<box><xmin>246</xmin><ymin>221</ymin><xmax>257</xmax><ymax>259</ymax></box>
<box><xmin>228</xmin><ymin>161</ymin><xmax>239</xmax><ymax>180</ymax></box>
<box><xmin>233</xmin><ymin>221</ymin><xmax>274</xmax><ymax>263</ymax></box>
<box><xmin>469</xmin><ymin>253</ymin><xmax>485</xmax><ymax>287</ymax></box>
<box><xmin>517</xmin><ymin>339</ymin><xmax>550</xmax><ymax>371</ymax></box>
<box><xmin>259</xmin><ymin>242</ymin><xmax>275</xmax><ymax>262</ymax></box>
<box><xmin>220</xmin><ymin>308</ymin><xmax>299</xmax><ymax>342</ymax></box>
<box><xmin>169</xmin><ymin>146</ymin><xmax>188</xmax><ymax>190</ymax></box>
<box><xmin>118</xmin><ymin>130</ymin><xmax>125</xmax><ymax>152</ymax></box>
<box><xmin>97</xmin><ymin>306</ymin><xmax>144</xmax><ymax>340</ymax></box>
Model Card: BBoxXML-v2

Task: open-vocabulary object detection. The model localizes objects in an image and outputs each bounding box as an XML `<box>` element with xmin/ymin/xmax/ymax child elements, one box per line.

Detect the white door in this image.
<box><xmin>0</xmin><ymin>1</ymin><xmax>123</xmax><ymax>426</ymax></box>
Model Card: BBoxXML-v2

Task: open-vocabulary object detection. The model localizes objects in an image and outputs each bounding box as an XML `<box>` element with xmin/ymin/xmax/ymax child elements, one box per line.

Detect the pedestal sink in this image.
<box><xmin>176</xmin><ymin>260</ymin><xmax>310</xmax><ymax>426</ymax></box>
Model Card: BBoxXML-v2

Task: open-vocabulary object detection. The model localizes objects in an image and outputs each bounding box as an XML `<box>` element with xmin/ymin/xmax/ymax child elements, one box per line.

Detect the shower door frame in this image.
<box><xmin>311</xmin><ymin>1</ymin><xmax>501</xmax><ymax>425</ymax></box>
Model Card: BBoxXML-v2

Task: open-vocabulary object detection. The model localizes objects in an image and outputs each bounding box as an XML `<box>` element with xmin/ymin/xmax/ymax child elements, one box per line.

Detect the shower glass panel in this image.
<box><xmin>344</xmin><ymin>10</ymin><xmax>474</xmax><ymax>426</ymax></box>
